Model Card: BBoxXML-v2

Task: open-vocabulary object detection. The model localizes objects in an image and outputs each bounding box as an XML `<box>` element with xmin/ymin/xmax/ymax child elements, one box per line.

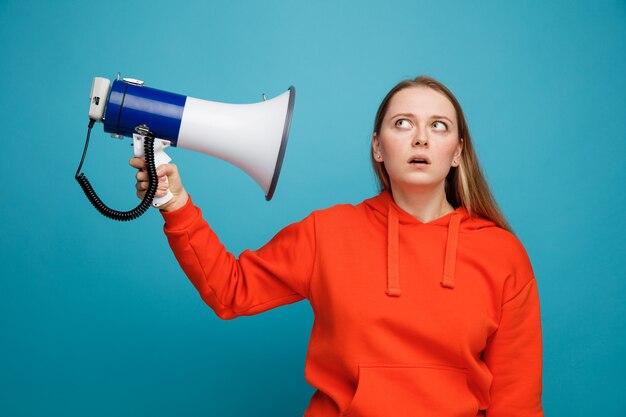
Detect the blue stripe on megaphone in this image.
<box><xmin>103</xmin><ymin>79</ymin><xmax>186</xmax><ymax>145</ymax></box>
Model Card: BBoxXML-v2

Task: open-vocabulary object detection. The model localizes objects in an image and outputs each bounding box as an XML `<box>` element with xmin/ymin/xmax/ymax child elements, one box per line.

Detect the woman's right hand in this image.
<box><xmin>129</xmin><ymin>158</ymin><xmax>189</xmax><ymax>212</ymax></box>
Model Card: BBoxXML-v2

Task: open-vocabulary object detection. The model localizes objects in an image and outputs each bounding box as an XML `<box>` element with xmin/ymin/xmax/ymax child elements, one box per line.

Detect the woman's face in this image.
<box><xmin>372</xmin><ymin>87</ymin><xmax>463</xmax><ymax>194</ymax></box>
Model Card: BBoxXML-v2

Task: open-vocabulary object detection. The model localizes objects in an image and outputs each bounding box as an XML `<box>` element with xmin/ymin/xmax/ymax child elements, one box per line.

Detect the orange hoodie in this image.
<box><xmin>162</xmin><ymin>192</ymin><xmax>543</xmax><ymax>417</ymax></box>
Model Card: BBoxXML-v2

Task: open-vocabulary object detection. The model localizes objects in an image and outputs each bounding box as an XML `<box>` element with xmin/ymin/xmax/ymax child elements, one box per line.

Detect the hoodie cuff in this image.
<box><xmin>160</xmin><ymin>195</ymin><xmax>200</xmax><ymax>231</ymax></box>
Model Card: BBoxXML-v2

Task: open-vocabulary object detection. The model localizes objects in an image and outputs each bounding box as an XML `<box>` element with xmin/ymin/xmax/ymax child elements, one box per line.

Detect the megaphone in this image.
<box><xmin>76</xmin><ymin>74</ymin><xmax>295</xmax><ymax>221</ymax></box>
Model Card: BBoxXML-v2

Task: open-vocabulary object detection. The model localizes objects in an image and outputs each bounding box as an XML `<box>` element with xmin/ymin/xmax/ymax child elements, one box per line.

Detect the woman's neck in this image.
<box><xmin>389</xmin><ymin>183</ymin><xmax>455</xmax><ymax>223</ymax></box>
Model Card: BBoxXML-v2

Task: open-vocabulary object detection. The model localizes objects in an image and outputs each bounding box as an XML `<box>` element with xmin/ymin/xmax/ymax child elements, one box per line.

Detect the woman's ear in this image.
<box><xmin>372</xmin><ymin>133</ymin><xmax>383</xmax><ymax>162</ymax></box>
<box><xmin>452</xmin><ymin>138</ymin><xmax>464</xmax><ymax>167</ymax></box>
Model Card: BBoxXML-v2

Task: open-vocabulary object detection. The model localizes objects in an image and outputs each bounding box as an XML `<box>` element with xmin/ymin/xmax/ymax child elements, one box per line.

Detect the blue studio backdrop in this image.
<box><xmin>1</xmin><ymin>0</ymin><xmax>624</xmax><ymax>416</ymax></box>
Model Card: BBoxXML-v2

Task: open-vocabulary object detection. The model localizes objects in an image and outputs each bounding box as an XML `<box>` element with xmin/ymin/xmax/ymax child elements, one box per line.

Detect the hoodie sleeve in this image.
<box><xmin>483</xmin><ymin>247</ymin><xmax>544</xmax><ymax>416</ymax></box>
<box><xmin>161</xmin><ymin>196</ymin><xmax>315</xmax><ymax>320</ymax></box>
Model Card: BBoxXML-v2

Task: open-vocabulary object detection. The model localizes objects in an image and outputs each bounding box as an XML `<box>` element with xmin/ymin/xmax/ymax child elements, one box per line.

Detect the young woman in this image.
<box><xmin>131</xmin><ymin>76</ymin><xmax>544</xmax><ymax>417</ymax></box>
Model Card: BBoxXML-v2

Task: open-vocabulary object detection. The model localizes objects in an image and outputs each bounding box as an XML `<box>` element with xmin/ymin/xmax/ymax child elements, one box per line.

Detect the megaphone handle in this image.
<box><xmin>133</xmin><ymin>134</ymin><xmax>174</xmax><ymax>208</ymax></box>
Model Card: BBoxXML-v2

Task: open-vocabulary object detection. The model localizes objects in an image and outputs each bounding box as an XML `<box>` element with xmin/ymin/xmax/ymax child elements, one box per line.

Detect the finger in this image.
<box><xmin>135</xmin><ymin>170</ymin><xmax>149</xmax><ymax>182</ymax></box>
<box><xmin>136</xmin><ymin>170</ymin><xmax>169</xmax><ymax>183</ymax></box>
<box><xmin>136</xmin><ymin>177</ymin><xmax>169</xmax><ymax>191</ymax></box>
<box><xmin>157</xmin><ymin>163</ymin><xmax>179</xmax><ymax>178</ymax></box>
<box><xmin>129</xmin><ymin>157</ymin><xmax>146</xmax><ymax>170</ymax></box>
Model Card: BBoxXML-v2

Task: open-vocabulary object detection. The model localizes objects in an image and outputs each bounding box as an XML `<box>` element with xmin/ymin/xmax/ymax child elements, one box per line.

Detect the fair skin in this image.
<box><xmin>372</xmin><ymin>87</ymin><xmax>463</xmax><ymax>223</ymax></box>
<box><xmin>130</xmin><ymin>159</ymin><xmax>189</xmax><ymax>212</ymax></box>
<box><xmin>132</xmin><ymin>86</ymin><xmax>462</xmax><ymax>218</ymax></box>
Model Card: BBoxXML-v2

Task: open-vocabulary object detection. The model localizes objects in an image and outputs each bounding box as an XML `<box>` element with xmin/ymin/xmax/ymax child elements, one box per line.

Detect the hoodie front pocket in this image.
<box><xmin>342</xmin><ymin>364</ymin><xmax>478</xmax><ymax>417</ymax></box>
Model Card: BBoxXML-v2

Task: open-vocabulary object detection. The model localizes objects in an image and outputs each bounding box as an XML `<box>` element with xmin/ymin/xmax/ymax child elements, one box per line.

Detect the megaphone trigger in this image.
<box><xmin>133</xmin><ymin>133</ymin><xmax>173</xmax><ymax>208</ymax></box>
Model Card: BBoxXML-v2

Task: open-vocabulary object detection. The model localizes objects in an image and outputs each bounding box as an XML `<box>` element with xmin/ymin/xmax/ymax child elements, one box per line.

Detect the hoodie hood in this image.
<box><xmin>364</xmin><ymin>191</ymin><xmax>497</xmax><ymax>296</ymax></box>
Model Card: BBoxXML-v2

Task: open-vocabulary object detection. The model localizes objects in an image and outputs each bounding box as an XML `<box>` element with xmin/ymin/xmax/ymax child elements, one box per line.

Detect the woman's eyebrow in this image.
<box><xmin>391</xmin><ymin>112</ymin><xmax>415</xmax><ymax>119</ymax></box>
<box><xmin>431</xmin><ymin>115</ymin><xmax>455</xmax><ymax>125</ymax></box>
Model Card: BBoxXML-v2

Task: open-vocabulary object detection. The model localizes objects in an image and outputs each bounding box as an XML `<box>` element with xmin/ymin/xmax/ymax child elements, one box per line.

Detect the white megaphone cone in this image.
<box><xmin>177</xmin><ymin>88</ymin><xmax>294</xmax><ymax>200</ymax></box>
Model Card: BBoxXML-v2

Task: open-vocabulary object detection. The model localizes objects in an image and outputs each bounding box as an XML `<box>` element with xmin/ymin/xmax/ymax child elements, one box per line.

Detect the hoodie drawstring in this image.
<box><xmin>386</xmin><ymin>205</ymin><xmax>402</xmax><ymax>296</ymax></box>
<box><xmin>386</xmin><ymin>205</ymin><xmax>462</xmax><ymax>296</ymax></box>
<box><xmin>442</xmin><ymin>213</ymin><xmax>462</xmax><ymax>289</ymax></box>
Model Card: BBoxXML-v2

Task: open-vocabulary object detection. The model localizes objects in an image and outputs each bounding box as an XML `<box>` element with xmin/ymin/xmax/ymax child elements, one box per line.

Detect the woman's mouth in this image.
<box><xmin>408</xmin><ymin>155</ymin><xmax>431</xmax><ymax>165</ymax></box>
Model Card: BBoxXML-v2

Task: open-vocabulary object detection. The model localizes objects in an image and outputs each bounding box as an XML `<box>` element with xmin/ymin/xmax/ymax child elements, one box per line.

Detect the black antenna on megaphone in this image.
<box><xmin>75</xmin><ymin>74</ymin><xmax>296</xmax><ymax>221</ymax></box>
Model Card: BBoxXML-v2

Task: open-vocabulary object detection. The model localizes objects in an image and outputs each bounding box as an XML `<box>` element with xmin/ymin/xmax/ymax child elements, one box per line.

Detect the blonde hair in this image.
<box><xmin>371</xmin><ymin>76</ymin><xmax>513</xmax><ymax>232</ymax></box>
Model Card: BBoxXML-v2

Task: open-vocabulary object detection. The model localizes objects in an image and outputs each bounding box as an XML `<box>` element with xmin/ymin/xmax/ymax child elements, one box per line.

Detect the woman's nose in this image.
<box><xmin>413</xmin><ymin>132</ymin><xmax>429</xmax><ymax>146</ymax></box>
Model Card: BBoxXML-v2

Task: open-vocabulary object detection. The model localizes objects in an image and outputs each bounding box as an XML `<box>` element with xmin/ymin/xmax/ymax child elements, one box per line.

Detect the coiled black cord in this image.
<box><xmin>75</xmin><ymin>120</ymin><xmax>158</xmax><ymax>221</ymax></box>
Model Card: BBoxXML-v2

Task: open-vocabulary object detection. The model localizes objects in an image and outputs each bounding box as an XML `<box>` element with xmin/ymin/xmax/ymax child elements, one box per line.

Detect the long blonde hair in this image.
<box><xmin>371</xmin><ymin>76</ymin><xmax>513</xmax><ymax>232</ymax></box>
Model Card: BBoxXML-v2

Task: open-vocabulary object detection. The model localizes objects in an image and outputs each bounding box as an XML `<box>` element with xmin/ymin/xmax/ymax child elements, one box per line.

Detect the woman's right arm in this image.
<box><xmin>131</xmin><ymin>159</ymin><xmax>316</xmax><ymax>319</ymax></box>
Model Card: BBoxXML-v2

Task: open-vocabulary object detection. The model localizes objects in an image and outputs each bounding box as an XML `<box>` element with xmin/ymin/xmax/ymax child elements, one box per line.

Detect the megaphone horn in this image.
<box><xmin>78</xmin><ymin>75</ymin><xmax>296</xmax><ymax>221</ymax></box>
<box><xmin>176</xmin><ymin>87</ymin><xmax>295</xmax><ymax>200</ymax></box>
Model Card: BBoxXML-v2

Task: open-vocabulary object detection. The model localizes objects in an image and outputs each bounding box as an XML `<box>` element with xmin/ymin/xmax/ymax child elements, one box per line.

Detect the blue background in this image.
<box><xmin>1</xmin><ymin>0</ymin><xmax>624</xmax><ymax>415</ymax></box>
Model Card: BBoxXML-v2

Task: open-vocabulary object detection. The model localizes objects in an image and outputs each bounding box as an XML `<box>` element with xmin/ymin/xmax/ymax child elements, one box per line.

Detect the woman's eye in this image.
<box><xmin>395</xmin><ymin>119</ymin><xmax>412</xmax><ymax>129</ymax></box>
<box><xmin>432</xmin><ymin>121</ymin><xmax>447</xmax><ymax>131</ymax></box>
